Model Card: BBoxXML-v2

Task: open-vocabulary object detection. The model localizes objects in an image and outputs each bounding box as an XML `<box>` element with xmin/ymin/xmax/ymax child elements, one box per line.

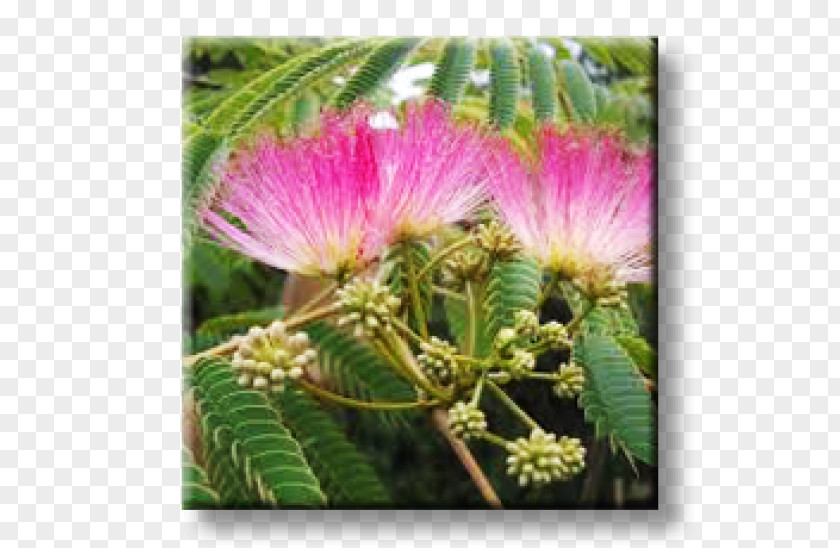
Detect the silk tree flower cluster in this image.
<box><xmin>195</xmin><ymin>102</ymin><xmax>654</xmax><ymax>498</ymax></box>
<box><xmin>487</xmin><ymin>125</ymin><xmax>653</xmax><ymax>293</ymax></box>
<box><xmin>201</xmin><ymin>100</ymin><xmax>492</xmax><ymax>278</ymax></box>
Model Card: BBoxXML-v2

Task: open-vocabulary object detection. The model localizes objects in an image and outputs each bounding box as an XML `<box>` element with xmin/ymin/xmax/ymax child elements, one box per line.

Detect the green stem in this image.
<box><xmin>486</xmin><ymin>380</ymin><xmax>539</xmax><ymax>430</ymax></box>
<box><xmin>470</xmin><ymin>375</ymin><xmax>486</xmax><ymax>407</ymax></box>
<box><xmin>296</xmin><ymin>378</ymin><xmax>435</xmax><ymax>411</ymax></box>
<box><xmin>477</xmin><ymin>430</ymin><xmax>510</xmax><ymax>448</ymax></box>
<box><xmin>524</xmin><ymin>371</ymin><xmax>561</xmax><ymax>382</ymax></box>
<box><xmin>403</xmin><ymin>243</ymin><xmax>429</xmax><ymax>340</ymax></box>
<box><xmin>391</xmin><ymin>317</ymin><xmax>427</xmax><ymax>348</ymax></box>
<box><xmin>416</xmin><ymin>236</ymin><xmax>473</xmax><ymax>281</ymax></box>
<box><xmin>432</xmin><ymin>284</ymin><xmax>466</xmax><ymax>301</ymax></box>
<box><xmin>566</xmin><ymin>298</ymin><xmax>595</xmax><ymax>337</ymax></box>
<box><xmin>383</xmin><ymin>332</ymin><xmax>450</xmax><ymax>401</ymax></box>
<box><xmin>465</xmin><ymin>281</ymin><xmax>477</xmax><ymax>356</ymax></box>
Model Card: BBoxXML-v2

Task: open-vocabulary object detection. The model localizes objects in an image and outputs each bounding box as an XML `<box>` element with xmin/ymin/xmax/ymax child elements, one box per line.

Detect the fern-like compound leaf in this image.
<box><xmin>575</xmin><ymin>335</ymin><xmax>656</xmax><ymax>465</ymax></box>
<box><xmin>483</xmin><ymin>255</ymin><xmax>541</xmax><ymax>342</ymax></box>
<box><xmin>384</xmin><ymin>241</ymin><xmax>432</xmax><ymax>335</ymax></box>
<box><xmin>202</xmin><ymin>40</ymin><xmax>367</xmax><ymax>138</ymax></box>
<box><xmin>192</xmin><ymin>357</ymin><xmax>326</xmax><ymax>507</ymax></box>
<box><xmin>305</xmin><ymin>322</ymin><xmax>417</xmax><ymax>427</ymax></box>
<box><xmin>182</xmin><ymin>447</ymin><xmax>222</xmax><ymax>509</ymax></box>
<box><xmin>182</xmin><ymin>130</ymin><xmax>228</xmax><ymax>248</ymax></box>
<box><xmin>331</xmin><ymin>37</ymin><xmax>422</xmax><ymax>109</ymax></box>
<box><xmin>558</xmin><ymin>59</ymin><xmax>597</xmax><ymax>123</ymax></box>
<box><xmin>272</xmin><ymin>389</ymin><xmax>391</xmax><ymax>505</ymax></box>
<box><xmin>427</xmin><ymin>38</ymin><xmax>475</xmax><ymax>104</ymax></box>
<box><xmin>488</xmin><ymin>38</ymin><xmax>520</xmax><ymax>130</ymax></box>
<box><xmin>527</xmin><ymin>45</ymin><xmax>558</xmax><ymax>123</ymax></box>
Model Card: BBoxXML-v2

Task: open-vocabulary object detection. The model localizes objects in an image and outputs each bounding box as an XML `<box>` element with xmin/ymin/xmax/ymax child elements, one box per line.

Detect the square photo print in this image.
<box><xmin>182</xmin><ymin>37</ymin><xmax>657</xmax><ymax>509</ymax></box>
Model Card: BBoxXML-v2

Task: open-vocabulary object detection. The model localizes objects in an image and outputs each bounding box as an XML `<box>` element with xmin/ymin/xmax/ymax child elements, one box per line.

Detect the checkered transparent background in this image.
<box><xmin>2</xmin><ymin>0</ymin><xmax>837</xmax><ymax>544</ymax></box>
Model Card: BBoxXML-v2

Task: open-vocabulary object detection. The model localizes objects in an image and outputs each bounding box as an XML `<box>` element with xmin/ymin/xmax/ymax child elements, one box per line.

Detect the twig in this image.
<box><xmin>430</xmin><ymin>408</ymin><xmax>503</xmax><ymax>509</ymax></box>
<box><xmin>486</xmin><ymin>380</ymin><xmax>539</xmax><ymax>430</ymax></box>
<box><xmin>416</xmin><ymin>236</ymin><xmax>473</xmax><ymax>281</ymax></box>
<box><xmin>182</xmin><ymin>303</ymin><xmax>341</xmax><ymax>368</ymax></box>
<box><xmin>296</xmin><ymin>378</ymin><xmax>436</xmax><ymax>411</ymax></box>
<box><xmin>287</xmin><ymin>279</ymin><xmax>337</xmax><ymax>320</ymax></box>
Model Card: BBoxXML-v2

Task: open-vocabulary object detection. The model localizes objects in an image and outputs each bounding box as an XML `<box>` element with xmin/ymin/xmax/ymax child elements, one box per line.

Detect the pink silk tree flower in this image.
<box><xmin>488</xmin><ymin>126</ymin><xmax>653</xmax><ymax>286</ymax></box>
<box><xmin>200</xmin><ymin>111</ymin><xmax>387</xmax><ymax>278</ymax></box>
<box><xmin>367</xmin><ymin>100</ymin><xmax>492</xmax><ymax>241</ymax></box>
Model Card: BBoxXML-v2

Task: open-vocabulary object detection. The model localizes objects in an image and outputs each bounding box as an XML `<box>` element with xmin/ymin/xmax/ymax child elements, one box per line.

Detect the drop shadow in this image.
<box><xmin>188</xmin><ymin>41</ymin><xmax>688</xmax><ymax>536</ymax></box>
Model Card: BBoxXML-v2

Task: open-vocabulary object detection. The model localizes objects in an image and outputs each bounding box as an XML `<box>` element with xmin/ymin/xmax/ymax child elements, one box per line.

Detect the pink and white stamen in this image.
<box><xmin>200</xmin><ymin>100</ymin><xmax>491</xmax><ymax>277</ymax></box>
<box><xmin>488</xmin><ymin>126</ymin><xmax>653</xmax><ymax>285</ymax></box>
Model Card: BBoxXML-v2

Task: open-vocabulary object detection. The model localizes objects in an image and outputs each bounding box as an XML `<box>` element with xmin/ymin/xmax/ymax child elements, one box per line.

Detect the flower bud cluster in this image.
<box><xmin>509</xmin><ymin>349</ymin><xmax>536</xmax><ymax>377</ymax></box>
<box><xmin>232</xmin><ymin>321</ymin><xmax>316</xmax><ymax>391</ymax></box>
<box><xmin>538</xmin><ymin>321</ymin><xmax>570</xmax><ymax>347</ymax></box>
<box><xmin>473</xmin><ymin>220</ymin><xmax>521</xmax><ymax>260</ymax></box>
<box><xmin>506</xmin><ymin>428</ymin><xmax>586</xmax><ymax>486</ymax></box>
<box><xmin>417</xmin><ymin>336</ymin><xmax>460</xmax><ymax>385</ymax></box>
<box><xmin>553</xmin><ymin>363</ymin><xmax>585</xmax><ymax>398</ymax></box>
<box><xmin>513</xmin><ymin>310</ymin><xmax>539</xmax><ymax>338</ymax></box>
<box><xmin>576</xmin><ymin>272</ymin><xmax>628</xmax><ymax>308</ymax></box>
<box><xmin>493</xmin><ymin>327</ymin><xmax>519</xmax><ymax>355</ymax></box>
<box><xmin>447</xmin><ymin>401</ymin><xmax>488</xmax><ymax>439</ymax></box>
<box><xmin>336</xmin><ymin>279</ymin><xmax>401</xmax><ymax>338</ymax></box>
<box><xmin>442</xmin><ymin>248</ymin><xmax>488</xmax><ymax>286</ymax></box>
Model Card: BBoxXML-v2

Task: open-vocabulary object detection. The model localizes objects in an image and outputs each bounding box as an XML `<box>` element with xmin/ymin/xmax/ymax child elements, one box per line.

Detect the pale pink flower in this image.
<box><xmin>201</xmin><ymin>111</ymin><xmax>387</xmax><ymax>277</ymax></box>
<box><xmin>201</xmin><ymin>101</ymin><xmax>491</xmax><ymax>276</ymax></box>
<box><xmin>367</xmin><ymin>100</ymin><xmax>491</xmax><ymax>241</ymax></box>
<box><xmin>488</xmin><ymin>126</ymin><xmax>653</xmax><ymax>284</ymax></box>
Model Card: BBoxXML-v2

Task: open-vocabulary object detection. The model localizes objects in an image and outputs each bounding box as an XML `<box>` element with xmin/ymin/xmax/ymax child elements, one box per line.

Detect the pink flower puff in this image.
<box><xmin>487</xmin><ymin>126</ymin><xmax>653</xmax><ymax>285</ymax></box>
<box><xmin>200</xmin><ymin>101</ymin><xmax>492</xmax><ymax>277</ymax></box>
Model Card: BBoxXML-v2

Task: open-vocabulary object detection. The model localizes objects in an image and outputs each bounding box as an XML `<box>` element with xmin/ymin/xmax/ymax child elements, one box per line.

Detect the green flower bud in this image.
<box><xmin>336</xmin><ymin>278</ymin><xmax>401</xmax><ymax>337</ymax></box>
<box><xmin>505</xmin><ymin>428</ymin><xmax>586</xmax><ymax>486</ymax></box>
<box><xmin>538</xmin><ymin>321</ymin><xmax>570</xmax><ymax>347</ymax></box>
<box><xmin>513</xmin><ymin>310</ymin><xmax>539</xmax><ymax>337</ymax></box>
<box><xmin>418</xmin><ymin>336</ymin><xmax>459</xmax><ymax>385</ymax></box>
<box><xmin>553</xmin><ymin>363</ymin><xmax>585</xmax><ymax>399</ymax></box>
<box><xmin>473</xmin><ymin>220</ymin><xmax>521</xmax><ymax>261</ymax></box>
<box><xmin>443</xmin><ymin>248</ymin><xmax>488</xmax><ymax>286</ymax></box>
<box><xmin>447</xmin><ymin>401</ymin><xmax>488</xmax><ymax>440</ymax></box>
<box><xmin>231</xmin><ymin>320</ymin><xmax>316</xmax><ymax>392</ymax></box>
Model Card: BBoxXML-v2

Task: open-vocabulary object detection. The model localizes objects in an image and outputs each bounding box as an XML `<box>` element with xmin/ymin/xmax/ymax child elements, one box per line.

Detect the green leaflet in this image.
<box><xmin>576</xmin><ymin>37</ymin><xmax>654</xmax><ymax>75</ymax></box>
<box><xmin>444</xmin><ymin>289</ymin><xmax>492</xmax><ymax>358</ymax></box>
<box><xmin>192</xmin><ymin>357</ymin><xmax>326</xmax><ymax>507</ymax></box>
<box><xmin>331</xmin><ymin>37</ymin><xmax>422</xmax><ymax>109</ymax></box>
<box><xmin>427</xmin><ymin>38</ymin><xmax>475</xmax><ymax>104</ymax></box>
<box><xmin>606</xmin><ymin>38</ymin><xmax>654</xmax><ymax>75</ymax></box>
<box><xmin>305</xmin><ymin>322</ymin><xmax>417</xmax><ymax>427</ymax></box>
<box><xmin>615</xmin><ymin>335</ymin><xmax>656</xmax><ymax>377</ymax></box>
<box><xmin>182</xmin><ymin>131</ymin><xmax>228</xmax><ymax>248</ymax></box>
<box><xmin>575</xmin><ymin>335</ymin><xmax>656</xmax><ymax>465</ymax></box>
<box><xmin>202</xmin><ymin>39</ymin><xmax>366</xmax><ymax>138</ymax></box>
<box><xmin>384</xmin><ymin>241</ymin><xmax>432</xmax><ymax>335</ymax></box>
<box><xmin>560</xmin><ymin>281</ymin><xmax>639</xmax><ymax>337</ymax></box>
<box><xmin>576</xmin><ymin>37</ymin><xmax>615</xmax><ymax>69</ymax></box>
<box><xmin>483</xmin><ymin>256</ymin><xmax>541</xmax><ymax>342</ymax></box>
<box><xmin>488</xmin><ymin>38</ymin><xmax>520</xmax><ymax>130</ymax></box>
<box><xmin>272</xmin><ymin>389</ymin><xmax>391</xmax><ymax>505</ymax></box>
<box><xmin>182</xmin><ymin>447</ymin><xmax>222</xmax><ymax>509</ymax></box>
<box><xmin>558</xmin><ymin>60</ymin><xmax>597</xmax><ymax>123</ymax></box>
<box><xmin>527</xmin><ymin>45</ymin><xmax>558</xmax><ymax>123</ymax></box>
<box><xmin>196</xmin><ymin>305</ymin><xmax>285</xmax><ymax>341</ymax></box>
<box><xmin>289</xmin><ymin>91</ymin><xmax>320</xmax><ymax>134</ymax></box>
